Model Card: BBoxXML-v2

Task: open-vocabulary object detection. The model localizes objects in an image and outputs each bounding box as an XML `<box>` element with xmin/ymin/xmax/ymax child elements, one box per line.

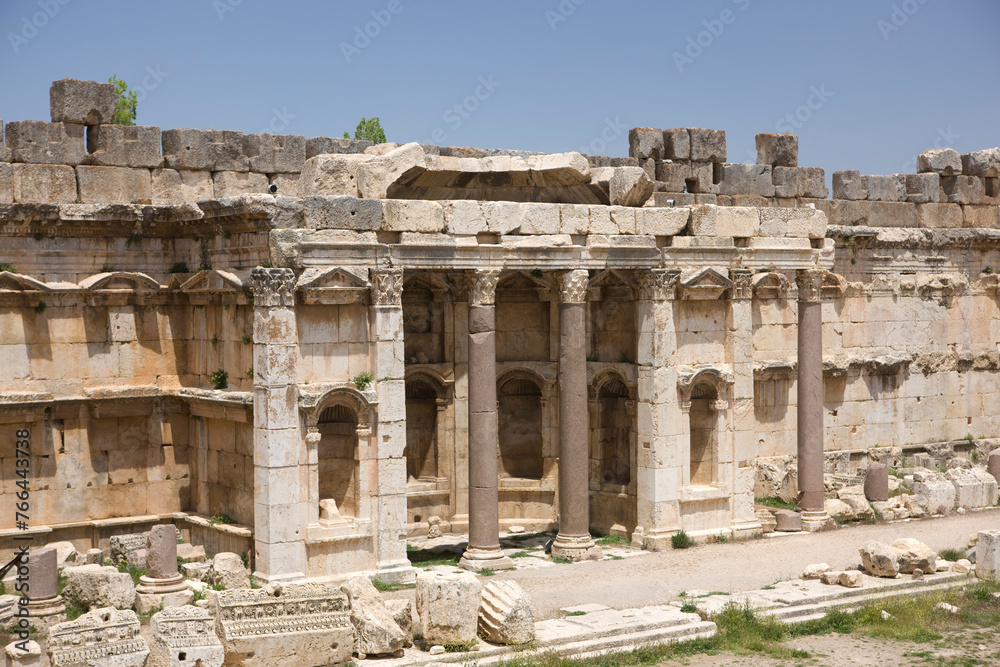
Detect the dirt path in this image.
<box><xmin>491</xmin><ymin>510</ymin><xmax>1000</xmax><ymax>619</ymax></box>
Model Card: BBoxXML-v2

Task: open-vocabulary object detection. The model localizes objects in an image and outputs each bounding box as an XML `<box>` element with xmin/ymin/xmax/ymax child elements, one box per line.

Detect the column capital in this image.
<box><xmin>250</xmin><ymin>268</ymin><xmax>295</xmax><ymax>307</ymax></box>
<box><xmin>559</xmin><ymin>270</ymin><xmax>590</xmax><ymax>303</ymax></box>
<box><xmin>730</xmin><ymin>268</ymin><xmax>753</xmax><ymax>300</ymax></box>
<box><xmin>466</xmin><ymin>269</ymin><xmax>502</xmax><ymax>306</ymax></box>
<box><xmin>636</xmin><ymin>269</ymin><xmax>680</xmax><ymax>301</ymax></box>
<box><xmin>370</xmin><ymin>268</ymin><xmax>404</xmax><ymax>306</ymax></box>
<box><xmin>796</xmin><ymin>269</ymin><xmax>827</xmax><ymax>302</ymax></box>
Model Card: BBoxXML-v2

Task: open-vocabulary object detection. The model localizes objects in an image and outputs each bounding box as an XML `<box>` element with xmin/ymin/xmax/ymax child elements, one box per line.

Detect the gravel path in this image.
<box><xmin>491</xmin><ymin>509</ymin><xmax>1000</xmax><ymax>619</ymax></box>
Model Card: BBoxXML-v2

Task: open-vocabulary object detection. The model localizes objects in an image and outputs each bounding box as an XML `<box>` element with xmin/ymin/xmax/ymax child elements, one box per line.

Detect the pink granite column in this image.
<box><xmin>552</xmin><ymin>270</ymin><xmax>601</xmax><ymax>561</ymax></box>
<box><xmin>796</xmin><ymin>269</ymin><xmax>829</xmax><ymax>530</ymax></box>
<box><xmin>459</xmin><ymin>269</ymin><xmax>513</xmax><ymax>572</ymax></box>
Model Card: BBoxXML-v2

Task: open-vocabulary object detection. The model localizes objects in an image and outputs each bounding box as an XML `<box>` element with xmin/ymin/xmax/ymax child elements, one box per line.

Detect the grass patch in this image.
<box><xmin>755</xmin><ymin>496</ymin><xmax>797</xmax><ymax>511</ymax></box>
<box><xmin>116</xmin><ymin>562</ymin><xmax>147</xmax><ymax>586</ymax></box>
<box><xmin>551</xmin><ymin>556</ymin><xmax>572</xmax><ymax>564</ymax></box>
<box><xmin>509</xmin><ymin>551</ymin><xmax>534</xmax><ymax>559</ymax></box>
<box><xmin>443</xmin><ymin>639</ymin><xmax>478</xmax><ymax>653</ymax></box>
<box><xmin>594</xmin><ymin>534</ymin><xmax>630</xmax><ymax>547</ymax></box>
<box><xmin>680</xmin><ymin>602</ymin><xmax>697</xmax><ymax>613</ymax></box>
<box><xmin>671</xmin><ymin>529</ymin><xmax>694</xmax><ymax>550</ymax></box>
<box><xmin>565</xmin><ymin>610</ymin><xmax>587</xmax><ymax>617</ymax></box>
<box><xmin>405</xmin><ymin>545</ymin><xmax>460</xmax><ymax>569</ymax></box>
<box><xmin>939</xmin><ymin>548</ymin><xmax>963</xmax><ymax>562</ymax></box>
<box><xmin>208</xmin><ymin>513</ymin><xmax>235</xmax><ymax>525</ymax></box>
<box><xmin>370</xmin><ymin>576</ymin><xmax>416</xmax><ymax>592</ymax></box>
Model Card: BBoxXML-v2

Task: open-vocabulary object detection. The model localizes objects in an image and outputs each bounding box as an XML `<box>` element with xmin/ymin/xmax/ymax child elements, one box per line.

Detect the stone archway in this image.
<box><xmin>317</xmin><ymin>403</ymin><xmax>359</xmax><ymax>520</ymax></box>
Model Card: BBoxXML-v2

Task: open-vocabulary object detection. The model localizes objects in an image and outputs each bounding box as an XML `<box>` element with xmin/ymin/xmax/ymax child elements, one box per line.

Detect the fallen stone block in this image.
<box><xmin>61</xmin><ymin>565</ymin><xmax>136</xmax><ymax>610</ymax></box>
<box><xmin>85</xmin><ymin>549</ymin><xmax>104</xmax><ymax>565</ymax></box>
<box><xmin>478</xmin><ymin>580</ymin><xmax>534</xmax><ymax>646</ymax></box>
<box><xmin>88</xmin><ymin>124</ymin><xmax>163</xmax><ymax>168</ymax></box>
<box><xmin>773</xmin><ymin>509</ymin><xmax>801</xmax><ymax>532</ymax></box>
<box><xmin>126</xmin><ymin>548</ymin><xmax>147</xmax><ymax>570</ymax></box>
<box><xmin>977</xmin><ymin>530</ymin><xmax>1000</xmax><ymax>581</ymax></box>
<box><xmin>860</xmin><ymin>541</ymin><xmax>902</xmax><ymax>577</ymax></box>
<box><xmin>6</xmin><ymin>121</ymin><xmax>86</xmax><ymax>165</ymax></box>
<box><xmin>210</xmin><ymin>552</ymin><xmax>250</xmax><ymax>590</ymax></box>
<box><xmin>4</xmin><ymin>639</ymin><xmax>41</xmax><ymax>667</ymax></box>
<box><xmin>215</xmin><ymin>584</ymin><xmax>353</xmax><ymax>667</ymax></box>
<box><xmin>384</xmin><ymin>599</ymin><xmax>413</xmax><ymax>647</ymax></box>
<box><xmin>892</xmin><ymin>538</ymin><xmax>937</xmax><ymax>574</ymax></box>
<box><xmin>824</xmin><ymin>498</ymin><xmax>853</xmax><ymax>522</ymax></box>
<box><xmin>988</xmin><ymin>450</ymin><xmax>1000</xmax><ymax>485</ymax></box>
<box><xmin>911</xmin><ymin>471</ymin><xmax>956</xmax><ymax>511</ymax></box>
<box><xmin>936</xmin><ymin>602</ymin><xmax>960</xmax><ymax>614</ymax></box>
<box><xmin>802</xmin><ymin>563</ymin><xmax>831</xmax><ymax>580</ymax></box>
<box><xmin>48</xmin><ymin>607</ymin><xmax>148</xmax><ymax>667</ymax></box>
<box><xmin>952</xmin><ymin>559</ymin><xmax>973</xmax><ymax>574</ymax></box>
<box><xmin>50</xmin><ymin>78</ymin><xmax>117</xmax><ymax>125</ymax></box>
<box><xmin>946</xmin><ymin>467</ymin><xmax>999</xmax><ymax>508</ymax></box>
<box><xmin>756</xmin><ymin>133</ymin><xmax>798</xmax><ymax>167</ymax></box>
<box><xmin>416</xmin><ymin>571</ymin><xmax>482</xmax><ymax>646</ymax></box>
<box><xmin>918</xmin><ymin>148</ymin><xmax>963</xmax><ymax>175</ymax></box>
<box><xmin>833</xmin><ymin>170</ymin><xmax>867</xmax><ymax>200</ymax></box>
<box><xmin>840</xmin><ymin>571</ymin><xmax>863</xmax><ymax>588</ymax></box>
<box><xmin>182</xmin><ymin>561</ymin><xmax>212</xmax><ymax>582</ymax></box>
<box><xmin>609</xmin><ymin>166</ymin><xmax>653</xmax><ymax>206</ymax></box>
<box><xmin>756</xmin><ymin>509</ymin><xmax>776</xmax><ymax>534</ymax></box>
<box><xmin>149</xmin><ymin>605</ymin><xmax>224</xmax><ymax>667</ymax></box>
<box><xmin>48</xmin><ymin>542</ymin><xmax>78</xmax><ymax>571</ymax></box>
<box><xmin>341</xmin><ymin>576</ymin><xmax>406</xmax><ymax>657</ymax></box>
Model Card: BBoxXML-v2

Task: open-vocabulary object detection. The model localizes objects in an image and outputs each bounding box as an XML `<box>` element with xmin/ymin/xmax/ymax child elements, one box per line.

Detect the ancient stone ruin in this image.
<box><xmin>0</xmin><ymin>79</ymin><xmax>999</xmax><ymax>595</ymax></box>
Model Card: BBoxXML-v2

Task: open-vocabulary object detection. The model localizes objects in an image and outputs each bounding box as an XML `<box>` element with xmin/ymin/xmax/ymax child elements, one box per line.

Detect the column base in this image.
<box><xmin>729</xmin><ymin>519</ymin><xmax>763</xmax><ymax>541</ymax></box>
<box><xmin>551</xmin><ymin>534</ymin><xmax>602</xmax><ymax>562</ymax></box>
<box><xmin>136</xmin><ymin>573</ymin><xmax>187</xmax><ymax>595</ymax></box>
<box><xmin>637</xmin><ymin>528</ymin><xmax>681</xmax><ymax>551</ymax></box>
<box><xmin>799</xmin><ymin>510</ymin><xmax>834</xmax><ymax>533</ymax></box>
<box><xmin>26</xmin><ymin>596</ymin><xmax>66</xmax><ymax>634</ymax></box>
<box><xmin>458</xmin><ymin>547</ymin><xmax>514</xmax><ymax>572</ymax></box>
<box><xmin>375</xmin><ymin>561</ymin><xmax>417</xmax><ymax>585</ymax></box>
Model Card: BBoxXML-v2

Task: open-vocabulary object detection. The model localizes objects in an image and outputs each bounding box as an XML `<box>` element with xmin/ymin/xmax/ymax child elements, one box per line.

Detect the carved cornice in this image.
<box><xmin>466</xmin><ymin>269</ymin><xmax>501</xmax><ymax>306</ymax></box>
<box><xmin>559</xmin><ymin>270</ymin><xmax>589</xmax><ymax>303</ymax></box>
<box><xmin>635</xmin><ymin>269</ymin><xmax>680</xmax><ymax>301</ymax></box>
<box><xmin>370</xmin><ymin>268</ymin><xmax>404</xmax><ymax>306</ymax></box>
<box><xmin>250</xmin><ymin>268</ymin><xmax>295</xmax><ymax>307</ymax></box>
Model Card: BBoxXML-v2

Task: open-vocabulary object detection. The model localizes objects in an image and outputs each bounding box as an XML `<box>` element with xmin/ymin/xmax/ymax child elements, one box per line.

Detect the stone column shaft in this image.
<box><xmin>552</xmin><ymin>271</ymin><xmax>600</xmax><ymax>560</ymax></box>
<box><xmin>796</xmin><ymin>270</ymin><xmax>829</xmax><ymax>530</ymax></box>
<box><xmin>459</xmin><ymin>270</ymin><xmax>513</xmax><ymax>571</ymax></box>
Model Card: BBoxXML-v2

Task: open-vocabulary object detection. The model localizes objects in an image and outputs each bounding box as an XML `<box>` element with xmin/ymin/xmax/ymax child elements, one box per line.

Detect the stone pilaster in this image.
<box><xmin>728</xmin><ymin>269</ymin><xmax>762</xmax><ymax>539</ymax></box>
<box><xmin>369</xmin><ymin>268</ymin><xmax>415</xmax><ymax>583</ymax></box>
<box><xmin>552</xmin><ymin>270</ymin><xmax>602</xmax><ymax>561</ymax></box>
<box><xmin>796</xmin><ymin>269</ymin><xmax>829</xmax><ymax>531</ymax></box>
<box><xmin>250</xmin><ymin>268</ymin><xmax>306</xmax><ymax>585</ymax></box>
<box><xmin>634</xmin><ymin>269</ymin><xmax>682</xmax><ymax>550</ymax></box>
<box><xmin>458</xmin><ymin>269</ymin><xmax>513</xmax><ymax>571</ymax></box>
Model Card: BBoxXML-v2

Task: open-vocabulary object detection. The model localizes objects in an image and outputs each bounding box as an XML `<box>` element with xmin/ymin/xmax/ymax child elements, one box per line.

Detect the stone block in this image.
<box><xmin>756</xmin><ymin>133</ymin><xmax>798</xmax><ymax>167</ymax></box>
<box><xmin>215</xmin><ymin>584</ymin><xmax>353</xmax><ymax>667</ymax></box>
<box><xmin>357</xmin><ymin>142</ymin><xmax>426</xmax><ymax>199</ymax></box>
<box><xmin>299</xmin><ymin>153</ymin><xmax>371</xmax><ymax>197</ymax></box>
<box><xmin>213</xmin><ymin>170</ymin><xmax>269</xmax><ymax>198</ymax></box>
<box><xmin>833</xmin><ymin>170</ymin><xmax>867</xmax><ymax>200</ymax></box>
<box><xmin>860</xmin><ymin>541</ymin><xmax>901</xmax><ymax>577</ymax></box>
<box><xmin>797</xmin><ymin>167</ymin><xmax>828</xmax><ymax>198</ymax></box>
<box><xmin>269</xmin><ymin>172</ymin><xmax>299</xmax><ymax>197</ymax></box>
<box><xmin>385</xmin><ymin>599</ymin><xmax>412</xmax><ymax>647</ymax></box>
<box><xmin>50</xmin><ymin>78</ymin><xmax>118</xmax><ymax>125</ymax></box>
<box><xmin>211</xmin><ymin>552</ymin><xmax>250</xmax><ymax>590</ymax></box>
<box><xmin>4</xmin><ymin>640</ymin><xmax>41</xmax><ymax>667</ymax></box>
<box><xmin>306</xmin><ymin>136</ymin><xmax>374</xmax><ymax>157</ymax></box>
<box><xmin>161</xmin><ymin>129</ymin><xmax>249</xmax><ymax>171</ymax></box>
<box><xmin>865</xmin><ymin>174</ymin><xmax>906</xmax><ymax>201</ymax></box>
<box><xmin>177</xmin><ymin>543</ymin><xmax>206</xmax><ymax>562</ymax></box>
<box><xmin>478</xmin><ymin>580</ymin><xmax>534</xmax><ymax>645</ymax></box>
<box><xmin>963</xmin><ymin>204</ymin><xmax>1000</xmax><ymax>228</ymax></box>
<box><xmin>758</xmin><ymin>206</ymin><xmax>826</xmax><ymax>239</ymax></box>
<box><xmin>961</xmin><ymin>148</ymin><xmax>1000</xmax><ymax>178</ymax></box>
<box><xmin>867</xmin><ymin>201</ymin><xmax>917</xmax><ymax>227</ymax></box>
<box><xmin>688</xmin><ymin>161</ymin><xmax>718</xmax><ymax>194</ymax></box>
<box><xmin>917</xmin><ymin>203</ymin><xmax>964</xmax><ymax>228</ymax></box>
<box><xmin>61</xmin><ymin>565</ymin><xmax>136</xmax><ymax>610</ymax></box>
<box><xmin>840</xmin><ymin>571</ymin><xmax>863</xmax><ymax>588</ymax></box>
<box><xmin>85</xmin><ymin>549</ymin><xmax>104</xmax><ymax>565</ymax></box>
<box><xmin>628</xmin><ymin>127</ymin><xmax>663</xmax><ymax>160</ymax></box>
<box><xmin>48</xmin><ymin>608</ymin><xmax>148</xmax><ymax>667</ymax></box>
<box><xmin>946</xmin><ymin>467</ymin><xmax>998</xmax><ymax>508</ymax></box>
<box><xmin>689</xmin><ymin>205</ymin><xmax>759</xmax><ymax>237</ymax></box>
<box><xmin>0</xmin><ymin>121</ymin><xmax>10</xmax><ymax>163</ymax></box>
<box><xmin>774</xmin><ymin>509</ymin><xmax>801</xmax><ymax>532</ymax></box>
<box><xmin>110</xmin><ymin>533</ymin><xmax>147</xmax><ymax>565</ymax></box>
<box><xmin>609</xmin><ymin>166</ymin><xmax>654</xmax><ymax>206</ymax></box>
<box><xmin>182</xmin><ymin>561</ymin><xmax>212</xmax><ymax>582</ymax></box>
<box><xmin>988</xmin><ymin>449</ymin><xmax>1000</xmax><ymax>485</ymax></box>
<box><xmin>416</xmin><ymin>571</ymin><xmax>482</xmax><ymax>646</ymax></box>
<box><xmin>12</xmin><ymin>163</ymin><xmax>76</xmax><ymax>203</ymax></box>
<box><xmin>892</xmin><ymin>538</ymin><xmax>937</xmax><ymax>573</ymax></box>
<box><xmin>518</xmin><ymin>202</ymin><xmax>560</xmax><ymax>234</ymax></box>
<box><xmin>244</xmin><ymin>133</ymin><xmax>307</xmax><ymax>173</ymax></box>
<box><xmin>149</xmin><ymin>606</ymin><xmax>224</xmax><ymax>667</ymax></box>
<box><xmin>151</xmin><ymin>168</ymin><xmax>214</xmax><ymax>204</ymax></box>
<box><xmin>918</xmin><ymin>148</ymin><xmax>962</xmax><ymax>175</ymax></box>
<box><xmin>912</xmin><ymin>472</ymin><xmax>956</xmax><ymax>512</ymax></box>
<box><xmin>88</xmin><ymin>125</ymin><xmax>163</xmax><ymax>168</ymax></box>
<box><xmin>77</xmin><ymin>165</ymin><xmax>152</xmax><ymax>204</ymax></box>
<box><xmin>977</xmin><ymin>530</ymin><xmax>1000</xmax><ymax>581</ymax></box>
<box><xmin>382</xmin><ymin>199</ymin><xmax>444</xmax><ymax>233</ymax></box>
<box><xmin>341</xmin><ymin>576</ymin><xmax>406</xmax><ymax>657</ymax></box>
<box><xmin>864</xmin><ymin>462</ymin><xmax>889</xmax><ymax>502</ymax></box>
<box><xmin>127</xmin><ymin>549</ymin><xmax>147</xmax><ymax>570</ymax></box>
<box><xmin>636</xmin><ymin>206</ymin><xmax>689</xmax><ymax>236</ymax></box>
<box><xmin>942</xmin><ymin>175</ymin><xmax>984</xmax><ymax>205</ymax></box>
<box><xmin>718</xmin><ymin>164</ymin><xmax>773</xmax><ymax>197</ymax></box>
<box><xmin>802</xmin><ymin>563</ymin><xmax>831</xmax><ymax>579</ymax></box>
<box><xmin>0</xmin><ymin>162</ymin><xmax>11</xmax><ymax>204</ymax></box>
<box><xmin>145</xmin><ymin>524</ymin><xmax>179</xmax><ymax>580</ymax></box>
<box><xmin>654</xmin><ymin>161</ymin><xmax>688</xmax><ymax>192</ymax></box>
<box><xmin>688</xmin><ymin>128</ymin><xmax>726</xmax><ymax>163</ymax></box>
<box><xmin>662</xmin><ymin>128</ymin><xmax>690</xmax><ymax>160</ymax></box>
<box><xmin>26</xmin><ymin>547</ymin><xmax>58</xmax><ymax>600</ymax></box>
<box><xmin>5</xmin><ymin>120</ymin><xmax>86</xmax><ymax>165</ymax></box>
<box><xmin>771</xmin><ymin>166</ymin><xmax>799</xmax><ymax>198</ymax></box>
<box><xmin>905</xmin><ymin>173</ymin><xmax>940</xmax><ymax>203</ymax></box>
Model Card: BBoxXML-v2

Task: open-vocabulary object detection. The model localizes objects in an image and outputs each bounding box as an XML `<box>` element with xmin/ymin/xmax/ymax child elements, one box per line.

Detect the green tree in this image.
<box><xmin>108</xmin><ymin>75</ymin><xmax>137</xmax><ymax>126</ymax></box>
<box><xmin>344</xmin><ymin>117</ymin><xmax>386</xmax><ymax>144</ymax></box>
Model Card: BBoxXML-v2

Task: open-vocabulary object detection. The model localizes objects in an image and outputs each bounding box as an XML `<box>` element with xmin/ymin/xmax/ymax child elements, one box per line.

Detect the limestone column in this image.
<box><xmin>552</xmin><ymin>270</ymin><xmax>601</xmax><ymax>561</ymax></box>
<box><xmin>634</xmin><ymin>269</ymin><xmax>683</xmax><ymax>550</ymax></box>
<box><xmin>728</xmin><ymin>270</ymin><xmax>763</xmax><ymax>538</ymax></box>
<box><xmin>796</xmin><ymin>269</ymin><xmax>829</xmax><ymax>531</ymax></box>
<box><xmin>250</xmin><ymin>268</ymin><xmax>307</xmax><ymax>585</ymax></box>
<box><xmin>458</xmin><ymin>269</ymin><xmax>513</xmax><ymax>571</ymax></box>
<box><xmin>25</xmin><ymin>546</ymin><xmax>66</xmax><ymax>632</ymax></box>
<box><xmin>369</xmin><ymin>268</ymin><xmax>415</xmax><ymax>583</ymax></box>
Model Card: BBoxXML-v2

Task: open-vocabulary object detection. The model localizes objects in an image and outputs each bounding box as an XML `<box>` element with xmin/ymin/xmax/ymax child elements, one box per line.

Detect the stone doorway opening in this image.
<box><xmin>689</xmin><ymin>383</ymin><xmax>719</xmax><ymax>486</ymax></box>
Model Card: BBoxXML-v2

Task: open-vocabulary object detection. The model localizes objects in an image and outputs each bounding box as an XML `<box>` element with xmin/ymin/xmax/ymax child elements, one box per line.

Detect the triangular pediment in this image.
<box><xmin>179</xmin><ymin>269</ymin><xmax>246</xmax><ymax>293</ymax></box>
<box><xmin>498</xmin><ymin>271</ymin><xmax>548</xmax><ymax>291</ymax></box>
<box><xmin>680</xmin><ymin>267</ymin><xmax>732</xmax><ymax>290</ymax></box>
<box><xmin>297</xmin><ymin>267</ymin><xmax>369</xmax><ymax>290</ymax></box>
<box><xmin>588</xmin><ymin>269</ymin><xmax>633</xmax><ymax>290</ymax></box>
<box><xmin>0</xmin><ymin>272</ymin><xmax>51</xmax><ymax>292</ymax></box>
<box><xmin>79</xmin><ymin>272</ymin><xmax>161</xmax><ymax>291</ymax></box>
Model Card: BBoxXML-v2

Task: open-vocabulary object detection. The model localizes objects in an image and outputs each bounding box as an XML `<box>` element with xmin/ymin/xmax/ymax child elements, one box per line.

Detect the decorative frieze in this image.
<box><xmin>636</xmin><ymin>268</ymin><xmax>680</xmax><ymax>301</ymax></box>
<box><xmin>48</xmin><ymin>608</ymin><xmax>149</xmax><ymax>667</ymax></box>
<box><xmin>150</xmin><ymin>606</ymin><xmax>224</xmax><ymax>667</ymax></box>
<box><xmin>250</xmin><ymin>267</ymin><xmax>296</xmax><ymax>307</ymax></box>
<box><xmin>370</xmin><ymin>268</ymin><xmax>404</xmax><ymax>306</ymax></box>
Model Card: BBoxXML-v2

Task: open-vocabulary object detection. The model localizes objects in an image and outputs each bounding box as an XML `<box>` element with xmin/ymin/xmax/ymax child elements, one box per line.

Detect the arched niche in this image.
<box><xmin>497</xmin><ymin>373</ymin><xmax>544</xmax><ymax>480</ymax></box>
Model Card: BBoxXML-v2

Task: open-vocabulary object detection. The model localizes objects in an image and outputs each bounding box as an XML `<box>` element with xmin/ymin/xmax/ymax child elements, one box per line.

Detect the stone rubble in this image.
<box><xmin>149</xmin><ymin>605</ymin><xmax>224</xmax><ymax>667</ymax></box>
<box><xmin>478</xmin><ymin>580</ymin><xmax>536</xmax><ymax>645</ymax></box>
<box><xmin>415</xmin><ymin>571</ymin><xmax>483</xmax><ymax>646</ymax></box>
<box><xmin>47</xmin><ymin>608</ymin><xmax>148</xmax><ymax>667</ymax></box>
<box><xmin>210</xmin><ymin>552</ymin><xmax>251</xmax><ymax>590</ymax></box>
<box><xmin>340</xmin><ymin>576</ymin><xmax>407</xmax><ymax>657</ymax></box>
<box><xmin>61</xmin><ymin>565</ymin><xmax>136</xmax><ymax>610</ymax></box>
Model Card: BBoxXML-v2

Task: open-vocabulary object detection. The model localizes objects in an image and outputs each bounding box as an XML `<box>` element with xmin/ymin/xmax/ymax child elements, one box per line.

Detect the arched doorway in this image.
<box><xmin>498</xmin><ymin>377</ymin><xmax>544</xmax><ymax>480</ymax></box>
<box><xmin>689</xmin><ymin>383</ymin><xmax>718</xmax><ymax>486</ymax></box>
<box><xmin>317</xmin><ymin>403</ymin><xmax>359</xmax><ymax>520</ymax></box>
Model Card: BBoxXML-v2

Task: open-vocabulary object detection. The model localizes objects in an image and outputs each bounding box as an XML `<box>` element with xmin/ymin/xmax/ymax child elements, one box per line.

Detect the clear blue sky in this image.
<box><xmin>1</xmin><ymin>0</ymin><xmax>997</xmax><ymax>178</ymax></box>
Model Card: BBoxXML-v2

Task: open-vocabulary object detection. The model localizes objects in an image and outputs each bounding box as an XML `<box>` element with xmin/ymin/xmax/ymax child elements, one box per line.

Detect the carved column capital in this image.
<box><xmin>730</xmin><ymin>269</ymin><xmax>753</xmax><ymax>300</ymax></box>
<box><xmin>796</xmin><ymin>269</ymin><xmax>827</xmax><ymax>303</ymax></box>
<box><xmin>466</xmin><ymin>269</ymin><xmax>502</xmax><ymax>306</ymax></box>
<box><xmin>370</xmin><ymin>268</ymin><xmax>404</xmax><ymax>306</ymax></box>
<box><xmin>559</xmin><ymin>270</ymin><xmax>590</xmax><ymax>304</ymax></box>
<box><xmin>250</xmin><ymin>268</ymin><xmax>296</xmax><ymax>308</ymax></box>
<box><xmin>636</xmin><ymin>269</ymin><xmax>680</xmax><ymax>301</ymax></box>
